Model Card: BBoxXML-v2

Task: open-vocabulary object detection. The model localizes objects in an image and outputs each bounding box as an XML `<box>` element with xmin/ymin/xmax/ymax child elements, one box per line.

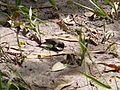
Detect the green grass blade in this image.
<box><xmin>11</xmin><ymin>82</ymin><xmax>20</xmax><ymax>90</ymax></box>
<box><xmin>94</xmin><ymin>10</ymin><xmax>107</xmax><ymax>17</ymax></box>
<box><xmin>90</xmin><ymin>0</ymin><xmax>110</xmax><ymax>17</ymax></box>
<box><xmin>76</xmin><ymin>29</ymin><xmax>87</xmax><ymax>65</ymax></box>
<box><xmin>18</xmin><ymin>6</ymin><xmax>35</xmax><ymax>16</ymax></box>
<box><xmin>71</xmin><ymin>1</ymin><xmax>95</xmax><ymax>12</ymax></box>
<box><xmin>89</xmin><ymin>0</ymin><xmax>101</xmax><ymax>10</ymax></box>
<box><xmin>71</xmin><ymin>1</ymin><xmax>107</xmax><ymax>17</ymax></box>
<box><xmin>89</xmin><ymin>0</ymin><xmax>106</xmax><ymax>13</ymax></box>
<box><xmin>5</xmin><ymin>76</ymin><xmax>14</xmax><ymax>90</ymax></box>
<box><xmin>116</xmin><ymin>76</ymin><xmax>120</xmax><ymax>79</ymax></box>
<box><xmin>7</xmin><ymin>65</ymin><xmax>31</xmax><ymax>89</ymax></box>
<box><xmin>80</xmin><ymin>72</ymin><xmax>111</xmax><ymax>89</ymax></box>
<box><xmin>0</xmin><ymin>72</ymin><xmax>2</xmax><ymax>90</ymax></box>
<box><xmin>18</xmin><ymin>6</ymin><xmax>46</xmax><ymax>25</ymax></box>
<box><xmin>0</xmin><ymin>71</ymin><xmax>8</xmax><ymax>78</ymax></box>
<box><xmin>15</xmin><ymin>71</ymin><xmax>31</xmax><ymax>89</ymax></box>
<box><xmin>103</xmin><ymin>0</ymin><xmax>115</xmax><ymax>9</ymax></box>
<box><xmin>15</xmin><ymin>0</ymin><xmax>21</xmax><ymax>6</ymax></box>
<box><xmin>48</xmin><ymin>0</ymin><xmax>57</xmax><ymax>9</ymax></box>
<box><xmin>18</xmin><ymin>6</ymin><xmax>29</xmax><ymax>14</ymax></box>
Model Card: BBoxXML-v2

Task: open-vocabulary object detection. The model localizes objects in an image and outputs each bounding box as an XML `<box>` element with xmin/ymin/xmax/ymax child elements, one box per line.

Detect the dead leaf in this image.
<box><xmin>111</xmin><ymin>2</ymin><xmax>119</xmax><ymax>15</ymax></box>
<box><xmin>85</xmin><ymin>26</ymin><xmax>98</xmax><ymax>34</ymax></box>
<box><xmin>50</xmin><ymin>19</ymin><xmax>62</xmax><ymax>23</ymax></box>
<box><xmin>56</xmin><ymin>36</ymin><xmax>79</xmax><ymax>42</ymax></box>
<box><xmin>26</xmin><ymin>54</ymin><xmax>38</xmax><ymax>59</ymax></box>
<box><xmin>27</xmin><ymin>51</ymin><xmax>81</xmax><ymax>59</ymax></box>
<box><xmin>63</xmin><ymin>15</ymin><xmax>75</xmax><ymax>25</ymax></box>
<box><xmin>90</xmin><ymin>50</ymin><xmax>119</xmax><ymax>57</ymax></box>
<box><xmin>52</xmin><ymin>62</ymin><xmax>67</xmax><ymax>72</ymax></box>
<box><xmin>84</xmin><ymin>12</ymin><xmax>94</xmax><ymax>17</ymax></box>
<box><xmin>89</xmin><ymin>50</ymin><xmax>106</xmax><ymax>54</ymax></box>
<box><xmin>98</xmin><ymin>63</ymin><xmax>120</xmax><ymax>71</ymax></box>
<box><xmin>54</xmin><ymin>82</ymin><xmax>72</xmax><ymax>90</ymax></box>
<box><xmin>56</xmin><ymin>36</ymin><xmax>98</xmax><ymax>46</ymax></box>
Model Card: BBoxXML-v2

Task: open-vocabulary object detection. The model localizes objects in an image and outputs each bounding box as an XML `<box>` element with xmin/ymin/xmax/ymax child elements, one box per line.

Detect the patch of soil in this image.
<box><xmin>0</xmin><ymin>0</ymin><xmax>120</xmax><ymax>90</ymax></box>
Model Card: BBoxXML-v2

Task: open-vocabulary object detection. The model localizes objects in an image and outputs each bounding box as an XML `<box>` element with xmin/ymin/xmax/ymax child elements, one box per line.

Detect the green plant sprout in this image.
<box><xmin>74</xmin><ymin>69</ymin><xmax>111</xmax><ymax>89</ymax></box>
<box><xmin>48</xmin><ymin>0</ymin><xmax>57</xmax><ymax>9</ymax></box>
<box><xmin>74</xmin><ymin>28</ymin><xmax>112</xmax><ymax>89</ymax></box>
<box><xmin>69</xmin><ymin>0</ymin><xmax>119</xmax><ymax>20</ymax></box>
<box><xmin>75</xmin><ymin>29</ymin><xmax>88</xmax><ymax>66</ymax></box>
<box><xmin>0</xmin><ymin>65</ymin><xmax>31</xmax><ymax>90</ymax></box>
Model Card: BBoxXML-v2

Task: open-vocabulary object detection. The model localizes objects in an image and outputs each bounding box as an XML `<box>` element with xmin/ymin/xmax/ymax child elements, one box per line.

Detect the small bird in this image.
<box><xmin>42</xmin><ymin>39</ymin><xmax>65</xmax><ymax>51</ymax></box>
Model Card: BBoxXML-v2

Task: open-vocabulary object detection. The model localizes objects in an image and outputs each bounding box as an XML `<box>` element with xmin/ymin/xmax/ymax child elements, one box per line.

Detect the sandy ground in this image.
<box><xmin>0</xmin><ymin>0</ymin><xmax>120</xmax><ymax>90</ymax></box>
